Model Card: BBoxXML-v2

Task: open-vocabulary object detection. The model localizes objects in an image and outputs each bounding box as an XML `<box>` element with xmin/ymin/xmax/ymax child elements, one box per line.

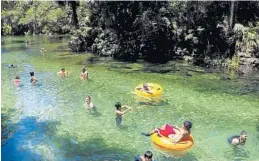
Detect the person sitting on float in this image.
<box><xmin>141</xmin><ymin>121</ymin><xmax>192</xmax><ymax>143</ymax></box>
<box><xmin>136</xmin><ymin>83</ymin><xmax>152</xmax><ymax>94</ymax></box>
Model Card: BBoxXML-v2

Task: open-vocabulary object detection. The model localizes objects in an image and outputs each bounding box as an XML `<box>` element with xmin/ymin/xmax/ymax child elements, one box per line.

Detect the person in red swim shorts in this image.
<box><xmin>141</xmin><ymin>121</ymin><xmax>192</xmax><ymax>143</ymax></box>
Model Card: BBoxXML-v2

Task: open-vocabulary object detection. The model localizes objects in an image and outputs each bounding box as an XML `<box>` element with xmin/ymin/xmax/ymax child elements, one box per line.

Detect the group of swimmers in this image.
<box><xmin>10</xmin><ymin>63</ymin><xmax>247</xmax><ymax>160</ymax></box>
<box><xmin>13</xmin><ymin>66</ymin><xmax>89</xmax><ymax>86</ymax></box>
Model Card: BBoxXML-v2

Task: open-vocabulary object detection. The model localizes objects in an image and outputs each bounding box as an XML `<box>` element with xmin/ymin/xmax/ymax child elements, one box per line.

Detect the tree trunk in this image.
<box><xmin>229</xmin><ymin>1</ymin><xmax>235</xmax><ymax>29</ymax></box>
<box><xmin>70</xmin><ymin>1</ymin><xmax>79</xmax><ymax>29</ymax></box>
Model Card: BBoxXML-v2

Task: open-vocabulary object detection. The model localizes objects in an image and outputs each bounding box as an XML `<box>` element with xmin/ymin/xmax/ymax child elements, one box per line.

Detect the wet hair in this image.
<box><xmin>184</xmin><ymin>121</ymin><xmax>192</xmax><ymax>130</ymax></box>
<box><xmin>30</xmin><ymin>72</ymin><xmax>34</xmax><ymax>77</ymax></box>
<box><xmin>15</xmin><ymin>76</ymin><xmax>20</xmax><ymax>79</ymax></box>
<box><xmin>61</xmin><ymin>68</ymin><xmax>65</xmax><ymax>71</ymax></box>
<box><xmin>86</xmin><ymin>96</ymin><xmax>91</xmax><ymax>101</ymax></box>
<box><xmin>240</xmin><ymin>131</ymin><xmax>247</xmax><ymax>136</ymax></box>
<box><xmin>115</xmin><ymin>102</ymin><xmax>121</xmax><ymax>110</ymax></box>
<box><xmin>82</xmin><ymin>67</ymin><xmax>86</xmax><ymax>73</ymax></box>
<box><xmin>144</xmin><ymin>151</ymin><xmax>153</xmax><ymax>159</ymax></box>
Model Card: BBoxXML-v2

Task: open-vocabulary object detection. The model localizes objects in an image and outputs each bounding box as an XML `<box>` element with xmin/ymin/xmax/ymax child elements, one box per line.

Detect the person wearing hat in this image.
<box><xmin>141</xmin><ymin>121</ymin><xmax>193</xmax><ymax>143</ymax></box>
<box><xmin>228</xmin><ymin>131</ymin><xmax>248</xmax><ymax>146</ymax></box>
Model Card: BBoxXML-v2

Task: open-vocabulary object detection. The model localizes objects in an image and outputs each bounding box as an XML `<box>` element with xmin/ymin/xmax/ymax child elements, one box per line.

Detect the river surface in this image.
<box><xmin>1</xmin><ymin>36</ymin><xmax>259</xmax><ymax>161</ymax></box>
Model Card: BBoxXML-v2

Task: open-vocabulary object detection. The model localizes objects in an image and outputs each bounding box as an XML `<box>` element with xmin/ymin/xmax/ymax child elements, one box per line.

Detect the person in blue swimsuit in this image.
<box><xmin>134</xmin><ymin>151</ymin><xmax>154</xmax><ymax>161</ymax></box>
<box><xmin>115</xmin><ymin>102</ymin><xmax>132</xmax><ymax>125</ymax></box>
<box><xmin>228</xmin><ymin>131</ymin><xmax>248</xmax><ymax>146</ymax></box>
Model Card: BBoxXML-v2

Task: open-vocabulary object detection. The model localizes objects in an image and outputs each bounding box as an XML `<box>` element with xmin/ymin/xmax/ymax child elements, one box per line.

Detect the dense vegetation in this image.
<box><xmin>2</xmin><ymin>1</ymin><xmax>259</xmax><ymax>69</ymax></box>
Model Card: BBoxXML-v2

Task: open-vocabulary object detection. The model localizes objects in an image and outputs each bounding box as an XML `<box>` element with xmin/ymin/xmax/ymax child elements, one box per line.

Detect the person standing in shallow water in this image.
<box><xmin>30</xmin><ymin>72</ymin><xmax>38</xmax><ymax>84</ymax></box>
<box><xmin>228</xmin><ymin>131</ymin><xmax>248</xmax><ymax>146</ymax></box>
<box><xmin>58</xmin><ymin>68</ymin><xmax>68</xmax><ymax>77</ymax></box>
<box><xmin>85</xmin><ymin>96</ymin><xmax>95</xmax><ymax>111</ymax></box>
<box><xmin>14</xmin><ymin>76</ymin><xmax>21</xmax><ymax>86</ymax></box>
<box><xmin>115</xmin><ymin>102</ymin><xmax>132</xmax><ymax>125</ymax></box>
<box><xmin>80</xmin><ymin>67</ymin><xmax>88</xmax><ymax>80</ymax></box>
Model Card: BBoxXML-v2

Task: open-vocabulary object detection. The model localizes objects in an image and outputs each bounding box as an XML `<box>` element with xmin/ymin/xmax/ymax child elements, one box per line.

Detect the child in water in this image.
<box><xmin>30</xmin><ymin>72</ymin><xmax>37</xmax><ymax>84</ymax></box>
<box><xmin>80</xmin><ymin>67</ymin><xmax>88</xmax><ymax>80</ymax></box>
<box><xmin>58</xmin><ymin>68</ymin><xmax>68</xmax><ymax>77</ymax></box>
<box><xmin>115</xmin><ymin>102</ymin><xmax>132</xmax><ymax>125</ymax></box>
<box><xmin>14</xmin><ymin>76</ymin><xmax>21</xmax><ymax>86</ymax></box>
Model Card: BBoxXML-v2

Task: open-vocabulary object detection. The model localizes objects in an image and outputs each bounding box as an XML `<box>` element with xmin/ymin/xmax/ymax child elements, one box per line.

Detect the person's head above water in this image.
<box><xmin>240</xmin><ymin>131</ymin><xmax>248</xmax><ymax>141</ymax></box>
<box><xmin>86</xmin><ymin>96</ymin><xmax>91</xmax><ymax>102</ymax></box>
<box><xmin>15</xmin><ymin>76</ymin><xmax>20</xmax><ymax>79</ymax></box>
<box><xmin>115</xmin><ymin>102</ymin><xmax>122</xmax><ymax>110</ymax></box>
<box><xmin>82</xmin><ymin>67</ymin><xmax>86</xmax><ymax>73</ymax></box>
<box><xmin>144</xmin><ymin>151</ymin><xmax>153</xmax><ymax>161</ymax></box>
<box><xmin>61</xmin><ymin>68</ymin><xmax>65</xmax><ymax>72</ymax></box>
<box><xmin>30</xmin><ymin>72</ymin><xmax>34</xmax><ymax>77</ymax></box>
<box><xmin>143</xmin><ymin>83</ymin><xmax>149</xmax><ymax>90</ymax></box>
<box><xmin>183</xmin><ymin>121</ymin><xmax>192</xmax><ymax>130</ymax></box>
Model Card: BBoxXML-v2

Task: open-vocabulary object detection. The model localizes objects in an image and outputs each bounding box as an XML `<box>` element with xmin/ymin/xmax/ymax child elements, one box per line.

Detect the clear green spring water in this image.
<box><xmin>1</xmin><ymin>36</ymin><xmax>259</xmax><ymax>161</ymax></box>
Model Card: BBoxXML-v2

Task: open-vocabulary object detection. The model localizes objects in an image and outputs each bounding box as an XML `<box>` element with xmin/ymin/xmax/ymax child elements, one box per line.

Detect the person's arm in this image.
<box><xmin>122</xmin><ymin>105</ymin><xmax>132</xmax><ymax>109</ymax></box>
<box><xmin>146</xmin><ymin>90</ymin><xmax>153</xmax><ymax>94</ymax></box>
<box><xmin>172</xmin><ymin>125</ymin><xmax>180</xmax><ymax>130</ymax></box>
<box><xmin>121</xmin><ymin>107</ymin><xmax>132</xmax><ymax>115</ymax></box>
<box><xmin>170</xmin><ymin>134</ymin><xmax>184</xmax><ymax>144</ymax></box>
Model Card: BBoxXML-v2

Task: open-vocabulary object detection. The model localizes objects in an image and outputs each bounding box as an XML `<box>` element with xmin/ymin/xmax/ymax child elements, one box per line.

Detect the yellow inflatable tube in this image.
<box><xmin>151</xmin><ymin>133</ymin><xmax>194</xmax><ymax>151</ymax></box>
<box><xmin>135</xmin><ymin>83</ymin><xmax>163</xmax><ymax>98</ymax></box>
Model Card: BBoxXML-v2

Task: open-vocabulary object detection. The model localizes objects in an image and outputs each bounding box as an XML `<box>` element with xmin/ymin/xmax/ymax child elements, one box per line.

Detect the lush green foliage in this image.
<box><xmin>1</xmin><ymin>1</ymin><xmax>71</xmax><ymax>35</ymax></box>
<box><xmin>68</xmin><ymin>1</ymin><xmax>259</xmax><ymax>65</ymax></box>
<box><xmin>2</xmin><ymin>1</ymin><xmax>259</xmax><ymax>67</ymax></box>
